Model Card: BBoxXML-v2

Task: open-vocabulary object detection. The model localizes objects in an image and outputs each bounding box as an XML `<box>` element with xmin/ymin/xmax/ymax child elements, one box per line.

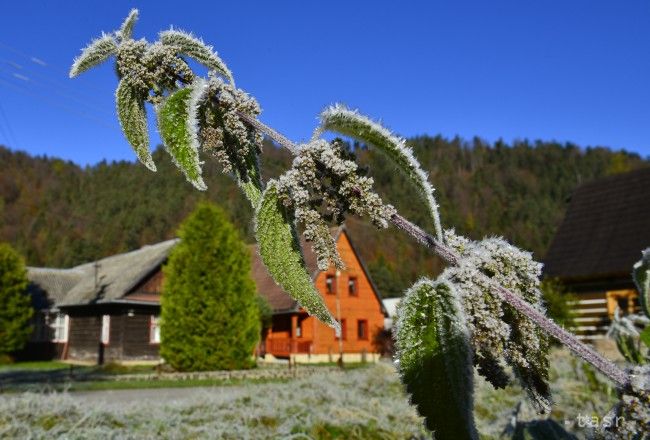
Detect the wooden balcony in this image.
<box><xmin>265</xmin><ymin>338</ymin><xmax>313</xmax><ymax>357</ymax></box>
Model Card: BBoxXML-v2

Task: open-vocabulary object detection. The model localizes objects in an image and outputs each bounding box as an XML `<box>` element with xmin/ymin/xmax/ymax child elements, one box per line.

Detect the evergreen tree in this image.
<box><xmin>160</xmin><ymin>202</ymin><xmax>260</xmax><ymax>371</ymax></box>
<box><xmin>0</xmin><ymin>242</ymin><xmax>32</xmax><ymax>359</ymax></box>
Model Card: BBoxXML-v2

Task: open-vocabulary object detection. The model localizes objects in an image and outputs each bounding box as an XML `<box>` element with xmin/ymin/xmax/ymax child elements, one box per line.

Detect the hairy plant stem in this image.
<box><xmin>238</xmin><ymin>111</ymin><xmax>631</xmax><ymax>389</ymax></box>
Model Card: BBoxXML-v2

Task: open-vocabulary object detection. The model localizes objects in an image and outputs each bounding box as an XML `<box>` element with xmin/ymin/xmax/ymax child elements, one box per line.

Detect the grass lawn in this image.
<box><xmin>6</xmin><ymin>376</ymin><xmax>293</xmax><ymax>393</ymax></box>
<box><xmin>0</xmin><ymin>349</ymin><xmax>621</xmax><ymax>439</ymax></box>
<box><xmin>0</xmin><ymin>361</ymin><xmax>70</xmax><ymax>372</ymax></box>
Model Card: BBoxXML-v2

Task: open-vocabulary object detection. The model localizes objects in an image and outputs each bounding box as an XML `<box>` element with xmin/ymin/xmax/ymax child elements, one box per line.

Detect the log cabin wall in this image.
<box><xmin>66</xmin><ymin>309</ymin><xmax>103</xmax><ymax>362</ymax></box>
<box><xmin>65</xmin><ymin>305</ymin><xmax>160</xmax><ymax>362</ymax></box>
<box><xmin>120</xmin><ymin>309</ymin><xmax>160</xmax><ymax>360</ymax></box>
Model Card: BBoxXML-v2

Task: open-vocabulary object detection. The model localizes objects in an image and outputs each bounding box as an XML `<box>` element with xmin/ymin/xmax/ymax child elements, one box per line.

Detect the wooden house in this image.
<box><xmin>23</xmin><ymin>226</ymin><xmax>387</xmax><ymax>364</ymax></box>
<box><xmin>544</xmin><ymin>167</ymin><xmax>650</xmax><ymax>341</ymax></box>
<box><xmin>253</xmin><ymin>226</ymin><xmax>387</xmax><ymax>363</ymax></box>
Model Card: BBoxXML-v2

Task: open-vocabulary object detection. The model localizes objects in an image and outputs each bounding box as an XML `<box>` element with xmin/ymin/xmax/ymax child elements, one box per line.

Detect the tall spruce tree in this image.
<box><xmin>0</xmin><ymin>242</ymin><xmax>32</xmax><ymax>359</ymax></box>
<box><xmin>160</xmin><ymin>202</ymin><xmax>260</xmax><ymax>371</ymax></box>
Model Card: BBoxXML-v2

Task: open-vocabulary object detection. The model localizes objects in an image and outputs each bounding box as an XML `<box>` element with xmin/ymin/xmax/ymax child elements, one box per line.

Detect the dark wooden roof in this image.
<box><xmin>544</xmin><ymin>167</ymin><xmax>650</xmax><ymax>283</ymax></box>
<box><xmin>29</xmin><ymin>225</ymin><xmax>386</xmax><ymax>315</ymax></box>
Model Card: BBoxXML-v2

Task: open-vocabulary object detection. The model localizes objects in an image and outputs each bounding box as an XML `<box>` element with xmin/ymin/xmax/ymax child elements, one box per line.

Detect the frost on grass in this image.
<box><xmin>275</xmin><ymin>139</ymin><xmax>395</xmax><ymax>270</ymax></box>
<box><xmin>0</xmin><ymin>365</ymin><xmax>425</xmax><ymax>439</ymax></box>
<box><xmin>442</xmin><ymin>230</ymin><xmax>551</xmax><ymax>413</ymax></box>
<box><xmin>316</xmin><ymin>104</ymin><xmax>443</xmax><ymax>241</ymax></box>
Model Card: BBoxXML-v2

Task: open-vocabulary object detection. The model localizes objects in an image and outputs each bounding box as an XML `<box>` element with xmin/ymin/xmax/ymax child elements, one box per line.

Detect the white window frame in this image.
<box><xmin>101</xmin><ymin>315</ymin><xmax>110</xmax><ymax>345</ymax></box>
<box><xmin>149</xmin><ymin>315</ymin><xmax>161</xmax><ymax>344</ymax></box>
<box><xmin>51</xmin><ymin>313</ymin><xmax>69</xmax><ymax>343</ymax></box>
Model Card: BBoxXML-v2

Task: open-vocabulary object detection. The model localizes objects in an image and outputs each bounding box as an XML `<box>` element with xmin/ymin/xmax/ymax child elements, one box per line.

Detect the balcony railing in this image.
<box><xmin>266</xmin><ymin>338</ymin><xmax>312</xmax><ymax>357</ymax></box>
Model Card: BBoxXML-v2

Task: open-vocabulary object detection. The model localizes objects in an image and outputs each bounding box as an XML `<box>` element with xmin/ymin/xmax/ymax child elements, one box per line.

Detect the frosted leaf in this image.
<box><xmin>156</xmin><ymin>81</ymin><xmax>206</xmax><ymax>190</ymax></box>
<box><xmin>69</xmin><ymin>33</ymin><xmax>117</xmax><ymax>78</ymax></box>
<box><xmin>255</xmin><ymin>182</ymin><xmax>339</xmax><ymax>329</ymax></box>
<box><xmin>117</xmin><ymin>8</ymin><xmax>138</xmax><ymax>41</ymax></box>
<box><xmin>633</xmin><ymin>248</ymin><xmax>650</xmax><ymax>318</ymax></box>
<box><xmin>317</xmin><ymin>104</ymin><xmax>442</xmax><ymax>241</ymax></box>
<box><xmin>160</xmin><ymin>29</ymin><xmax>234</xmax><ymax>84</ymax></box>
<box><xmin>600</xmin><ymin>365</ymin><xmax>650</xmax><ymax>438</ymax></box>
<box><xmin>115</xmin><ymin>79</ymin><xmax>155</xmax><ymax>171</ymax></box>
<box><xmin>394</xmin><ymin>278</ymin><xmax>477</xmax><ymax>439</ymax></box>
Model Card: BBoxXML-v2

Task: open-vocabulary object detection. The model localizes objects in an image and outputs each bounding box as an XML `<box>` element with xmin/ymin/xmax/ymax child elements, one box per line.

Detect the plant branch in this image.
<box><xmin>237</xmin><ymin>112</ymin><xmax>300</xmax><ymax>155</ymax></box>
<box><xmin>390</xmin><ymin>213</ymin><xmax>630</xmax><ymax>388</ymax></box>
<box><xmin>240</xmin><ymin>112</ymin><xmax>631</xmax><ymax>389</ymax></box>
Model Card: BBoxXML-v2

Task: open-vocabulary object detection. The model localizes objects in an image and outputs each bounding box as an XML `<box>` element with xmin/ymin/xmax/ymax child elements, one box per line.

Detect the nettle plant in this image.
<box><xmin>71</xmin><ymin>10</ymin><xmax>649</xmax><ymax>438</ymax></box>
<box><xmin>608</xmin><ymin>249</ymin><xmax>650</xmax><ymax>366</ymax></box>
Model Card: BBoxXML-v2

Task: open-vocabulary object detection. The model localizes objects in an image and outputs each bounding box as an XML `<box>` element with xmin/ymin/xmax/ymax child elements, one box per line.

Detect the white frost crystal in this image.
<box><xmin>275</xmin><ymin>139</ymin><xmax>395</xmax><ymax>270</ymax></box>
<box><xmin>442</xmin><ymin>230</ymin><xmax>551</xmax><ymax>413</ymax></box>
<box><xmin>317</xmin><ymin>104</ymin><xmax>443</xmax><ymax>241</ymax></box>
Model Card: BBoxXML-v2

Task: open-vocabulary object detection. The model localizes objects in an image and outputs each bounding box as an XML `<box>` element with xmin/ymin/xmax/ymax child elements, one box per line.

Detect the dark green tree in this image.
<box><xmin>0</xmin><ymin>242</ymin><xmax>33</xmax><ymax>359</ymax></box>
<box><xmin>160</xmin><ymin>202</ymin><xmax>260</xmax><ymax>371</ymax></box>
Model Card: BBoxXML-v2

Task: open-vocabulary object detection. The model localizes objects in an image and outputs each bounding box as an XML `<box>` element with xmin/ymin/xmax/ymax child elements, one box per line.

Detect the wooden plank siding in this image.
<box><xmin>263</xmin><ymin>231</ymin><xmax>385</xmax><ymax>358</ymax></box>
<box><xmin>65</xmin><ymin>305</ymin><xmax>159</xmax><ymax>362</ymax></box>
<box><xmin>568</xmin><ymin>289</ymin><xmax>640</xmax><ymax>340</ymax></box>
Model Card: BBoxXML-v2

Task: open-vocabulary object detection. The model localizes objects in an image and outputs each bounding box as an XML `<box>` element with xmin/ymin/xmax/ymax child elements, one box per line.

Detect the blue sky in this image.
<box><xmin>1</xmin><ymin>1</ymin><xmax>649</xmax><ymax>166</ymax></box>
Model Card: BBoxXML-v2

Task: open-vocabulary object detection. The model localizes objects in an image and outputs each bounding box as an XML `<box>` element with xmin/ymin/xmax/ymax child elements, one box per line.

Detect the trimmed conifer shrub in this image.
<box><xmin>160</xmin><ymin>202</ymin><xmax>260</xmax><ymax>371</ymax></box>
<box><xmin>0</xmin><ymin>242</ymin><xmax>32</xmax><ymax>360</ymax></box>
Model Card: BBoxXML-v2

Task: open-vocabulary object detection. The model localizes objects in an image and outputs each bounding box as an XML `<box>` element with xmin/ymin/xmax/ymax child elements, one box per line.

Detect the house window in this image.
<box><xmin>296</xmin><ymin>319</ymin><xmax>302</xmax><ymax>338</ymax></box>
<box><xmin>326</xmin><ymin>275</ymin><xmax>336</xmax><ymax>294</ymax></box>
<box><xmin>150</xmin><ymin>315</ymin><xmax>161</xmax><ymax>344</ymax></box>
<box><xmin>338</xmin><ymin>319</ymin><xmax>347</xmax><ymax>340</ymax></box>
<box><xmin>357</xmin><ymin>320</ymin><xmax>368</xmax><ymax>340</ymax></box>
<box><xmin>51</xmin><ymin>313</ymin><xmax>69</xmax><ymax>343</ymax></box>
<box><xmin>101</xmin><ymin>315</ymin><xmax>110</xmax><ymax>345</ymax></box>
<box><xmin>348</xmin><ymin>277</ymin><xmax>358</xmax><ymax>296</ymax></box>
<box><xmin>606</xmin><ymin>289</ymin><xmax>638</xmax><ymax>317</ymax></box>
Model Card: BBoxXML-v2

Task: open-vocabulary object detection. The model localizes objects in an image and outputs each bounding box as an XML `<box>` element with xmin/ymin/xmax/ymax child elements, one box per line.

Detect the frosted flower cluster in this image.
<box><xmin>442</xmin><ymin>230</ymin><xmax>551</xmax><ymax>413</ymax></box>
<box><xmin>194</xmin><ymin>76</ymin><xmax>263</xmax><ymax>179</ymax></box>
<box><xmin>116</xmin><ymin>39</ymin><xmax>194</xmax><ymax>105</ymax></box>
<box><xmin>275</xmin><ymin>139</ymin><xmax>396</xmax><ymax>270</ymax></box>
<box><xmin>601</xmin><ymin>365</ymin><xmax>650</xmax><ymax>439</ymax></box>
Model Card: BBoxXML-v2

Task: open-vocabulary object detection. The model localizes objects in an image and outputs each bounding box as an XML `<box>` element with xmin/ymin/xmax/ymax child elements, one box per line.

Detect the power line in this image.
<box><xmin>0</xmin><ymin>77</ymin><xmax>117</xmax><ymax>130</ymax></box>
<box><xmin>0</xmin><ymin>63</ymin><xmax>114</xmax><ymax>118</ymax></box>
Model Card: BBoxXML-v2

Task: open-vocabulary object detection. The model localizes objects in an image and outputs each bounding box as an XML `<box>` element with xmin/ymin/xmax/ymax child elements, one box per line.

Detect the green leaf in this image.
<box><xmin>115</xmin><ymin>79</ymin><xmax>155</xmax><ymax>171</ymax></box>
<box><xmin>157</xmin><ymin>83</ymin><xmax>206</xmax><ymax>191</ymax></box>
<box><xmin>317</xmin><ymin>104</ymin><xmax>443</xmax><ymax>241</ymax></box>
<box><xmin>159</xmin><ymin>30</ymin><xmax>234</xmax><ymax>84</ymax></box>
<box><xmin>640</xmin><ymin>326</ymin><xmax>650</xmax><ymax>349</ymax></box>
<box><xmin>118</xmin><ymin>8</ymin><xmax>138</xmax><ymax>41</ymax></box>
<box><xmin>633</xmin><ymin>249</ymin><xmax>650</xmax><ymax>318</ymax></box>
<box><xmin>394</xmin><ymin>278</ymin><xmax>477</xmax><ymax>439</ymax></box>
<box><xmin>615</xmin><ymin>334</ymin><xmax>644</xmax><ymax>364</ymax></box>
<box><xmin>254</xmin><ymin>182</ymin><xmax>339</xmax><ymax>329</ymax></box>
<box><xmin>69</xmin><ymin>33</ymin><xmax>117</xmax><ymax>78</ymax></box>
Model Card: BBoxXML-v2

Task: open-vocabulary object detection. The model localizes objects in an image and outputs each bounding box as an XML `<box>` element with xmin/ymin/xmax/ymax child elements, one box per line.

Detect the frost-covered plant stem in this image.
<box><xmin>242</xmin><ymin>114</ymin><xmax>631</xmax><ymax>389</ymax></box>
<box><xmin>391</xmin><ymin>213</ymin><xmax>630</xmax><ymax>388</ymax></box>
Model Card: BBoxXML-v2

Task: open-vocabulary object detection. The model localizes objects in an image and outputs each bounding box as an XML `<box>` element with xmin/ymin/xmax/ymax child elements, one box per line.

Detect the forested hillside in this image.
<box><xmin>1</xmin><ymin>137</ymin><xmax>647</xmax><ymax>297</ymax></box>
